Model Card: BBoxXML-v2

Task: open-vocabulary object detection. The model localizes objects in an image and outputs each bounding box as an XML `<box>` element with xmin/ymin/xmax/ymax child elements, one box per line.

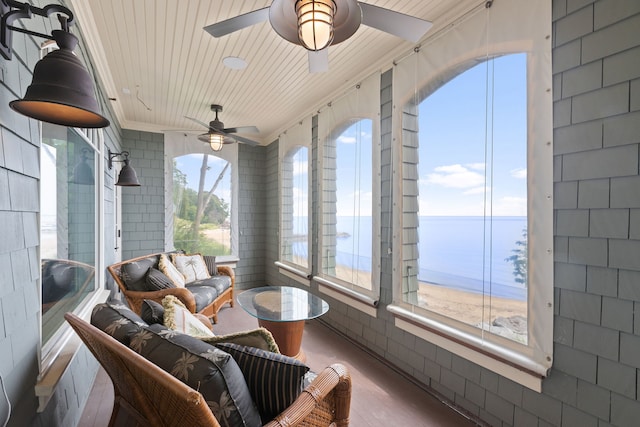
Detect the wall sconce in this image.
<box><xmin>295</xmin><ymin>0</ymin><xmax>337</xmax><ymax>51</ymax></box>
<box><xmin>108</xmin><ymin>150</ymin><xmax>141</xmax><ymax>187</ymax></box>
<box><xmin>198</xmin><ymin>132</ymin><xmax>225</xmax><ymax>152</ymax></box>
<box><xmin>0</xmin><ymin>1</ymin><xmax>110</xmax><ymax>128</ymax></box>
<box><xmin>70</xmin><ymin>148</ymin><xmax>94</xmax><ymax>185</ymax></box>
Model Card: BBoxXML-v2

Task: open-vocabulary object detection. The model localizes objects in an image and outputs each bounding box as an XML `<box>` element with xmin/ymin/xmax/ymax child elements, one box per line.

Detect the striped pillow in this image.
<box><xmin>215</xmin><ymin>342</ymin><xmax>310</xmax><ymax>422</ymax></box>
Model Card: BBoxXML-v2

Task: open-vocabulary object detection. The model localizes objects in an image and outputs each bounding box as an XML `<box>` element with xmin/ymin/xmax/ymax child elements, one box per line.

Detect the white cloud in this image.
<box><xmin>467</xmin><ymin>163</ymin><xmax>486</xmax><ymax>171</ymax></box>
<box><xmin>337</xmin><ymin>135</ymin><xmax>357</xmax><ymax>144</ymax></box>
<box><xmin>426</xmin><ymin>164</ymin><xmax>485</xmax><ymax>188</ymax></box>
<box><xmin>463</xmin><ymin>186</ymin><xmax>490</xmax><ymax>195</ymax></box>
<box><xmin>510</xmin><ymin>168</ymin><xmax>527</xmax><ymax>179</ymax></box>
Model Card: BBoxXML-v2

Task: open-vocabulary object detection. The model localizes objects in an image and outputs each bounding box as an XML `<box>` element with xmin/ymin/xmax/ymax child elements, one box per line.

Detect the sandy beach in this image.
<box><xmin>202</xmin><ymin>229</ymin><xmax>526</xmax><ymax>328</ymax></box>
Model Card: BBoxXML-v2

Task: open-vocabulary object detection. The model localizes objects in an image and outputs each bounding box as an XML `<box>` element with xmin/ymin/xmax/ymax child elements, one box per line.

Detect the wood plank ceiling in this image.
<box><xmin>68</xmin><ymin>0</ymin><xmax>484</xmax><ymax>144</ymax></box>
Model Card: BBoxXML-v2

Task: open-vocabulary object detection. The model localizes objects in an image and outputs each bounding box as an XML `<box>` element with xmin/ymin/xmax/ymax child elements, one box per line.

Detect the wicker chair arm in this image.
<box><xmin>216</xmin><ymin>265</ymin><xmax>235</xmax><ymax>284</ymax></box>
<box><xmin>264</xmin><ymin>363</ymin><xmax>352</xmax><ymax>427</ymax></box>
<box><xmin>123</xmin><ymin>287</ymin><xmax>197</xmax><ymax>315</ymax></box>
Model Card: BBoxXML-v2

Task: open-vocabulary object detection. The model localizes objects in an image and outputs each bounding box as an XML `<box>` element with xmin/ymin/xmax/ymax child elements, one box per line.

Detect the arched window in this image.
<box><xmin>277</xmin><ymin>118</ymin><xmax>312</xmax><ymax>280</ymax></box>
<box><xmin>316</xmin><ymin>74</ymin><xmax>381</xmax><ymax>311</ymax></box>
<box><xmin>164</xmin><ymin>133</ymin><xmax>239</xmax><ymax>262</ymax></box>
<box><xmin>320</xmin><ymin>119</ymin><xmax>375</xmax><ymax>291</ymax></box>
<box><xmin>390</xmin><ymin>0</ymin><xmax>553</xmax><ymax>390</ymax></box>
<box><xmin>172</xmin><ymin>153</ymin><xmax>232</xmax><ymax>255</ymax></box>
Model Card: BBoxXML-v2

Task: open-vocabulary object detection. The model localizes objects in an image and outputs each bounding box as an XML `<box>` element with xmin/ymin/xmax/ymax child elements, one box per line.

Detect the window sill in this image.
<box><xmin>215</xmin><ymin>255</ymin><xmax>239</xmax><ymax>268</ymax></box>
<box><xmin>314</xmin><ymin>276</ymin><xmax>379</xmax><ymax>317</ymax></box>
<box><xmin>35</xmin><ymin>289</ymin><xmax>110</xmax><ymax>412</ymax></box>
<box><xmin>387</xmin><ymin>304</ymin><xmax>548</xmax><ymax>392</ymax></box>
<box><xmin>274</xmin><ymin>261</ymin><xmax>311</xmax><ymax>286</ymax></box>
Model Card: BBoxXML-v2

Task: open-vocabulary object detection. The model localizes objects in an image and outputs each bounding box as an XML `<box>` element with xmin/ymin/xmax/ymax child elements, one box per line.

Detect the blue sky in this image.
<box><xmin>418</xmin><ymin>53</ymin><xmax>528</xmax><ymax>216</ymax></box>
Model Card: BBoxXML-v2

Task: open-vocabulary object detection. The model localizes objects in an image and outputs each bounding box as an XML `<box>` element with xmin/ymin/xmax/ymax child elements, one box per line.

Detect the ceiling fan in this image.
<box><xmin>204</xmin><ymin>0</ymin><xmax>433</xmax><ymax>73</ymax></box>
<box><xmin>186</xmin><ymin>104</ymin><xmax>260</xmax><ymax>152</ymax></box>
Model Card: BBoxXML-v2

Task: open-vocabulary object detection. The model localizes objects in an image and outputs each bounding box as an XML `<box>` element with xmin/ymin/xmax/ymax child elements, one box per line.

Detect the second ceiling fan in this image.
<box><xmin>205</xmin><ymin>0</ymin><xmax>433</xmax><ymax>73</ymax></box>
<box><xmin>186</xmin><ymin>104</ymin><xmax>259</xmax><ymax>152</ymax></box>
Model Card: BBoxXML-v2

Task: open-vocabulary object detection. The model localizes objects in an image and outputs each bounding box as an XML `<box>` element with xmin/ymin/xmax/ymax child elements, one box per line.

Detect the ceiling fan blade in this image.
<box><xmin>359</xmin><ymin>2</ymin><xmax>433</xmax><ymax>43</ymax></box>
<box><xmin>231</xmin><ymin>134</ymin><xmax>260</xmax><ymax>146</ymax></box>
<box><xmin>185</xmin><ymin>116</ymin><xmax>213</xmax><ymax>130</ymax></box>
<box><xmin>204</xmin><ymin>7</ymin><xmax>270</xmax><ymax>38</ymax></box>
<box><xmin>224</xmin><ymin>126</ymin><xmax>259</xmax><ymax>134</ymax></box>
<box><xmin>308</xmin><ymin>49</ymin><xmax>329</xmax><ymax>73</ymax></box>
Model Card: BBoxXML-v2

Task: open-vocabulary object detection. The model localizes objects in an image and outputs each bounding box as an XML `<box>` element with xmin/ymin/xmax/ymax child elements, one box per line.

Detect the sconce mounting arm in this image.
<box><xmin>1</xmin><ymin>0</ymin><xmax>75</xmax><ymax>60</ymax></box>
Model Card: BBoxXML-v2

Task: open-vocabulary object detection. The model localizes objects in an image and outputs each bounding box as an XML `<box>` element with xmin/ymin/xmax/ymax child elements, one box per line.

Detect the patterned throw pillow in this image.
<box><xmin>132</xmin><ymin>324</ymin><xmax>262</xmax><ymax>427</ymax></box>
<box><xmin>171</xmin><ymin>253</ymin><xmax>210</xmax><ymax>283</ymax></box>
<box><xmin>90</xmin><ymin>302</ymin><xmax>148</xmax><ymax>345</ymax></box>
<box><xmin>202</xmin><ymin>255</ymin><xmax>219</xmax><ymax>276</ymax></box>
<box><xmin>120</xmin><ymin>256</ymin><xmax>157</xmax><ymax>291</ymax></box>
<box><xmin>214</xmin><ymin>342</ymin><xmax>310</xmax><ymax>423</ymax></box>
<box><xmin>140</xmin><ymin>299</ymin><xmax>165</xmax><ymax>324</ymax></box>
<box><xmin>162</xmin><ymin>295</ymin><xmax>214</xmax><ymax>338</ymax></box>
<box><xmin>159</xmin><ymin>254</ymin><xmax>185</xmax><ymax>287</ymax></box>
<box><xmin>145</xmin><ymin>267</ymin><xmax>175</xmax><ymax>291</ymax></box>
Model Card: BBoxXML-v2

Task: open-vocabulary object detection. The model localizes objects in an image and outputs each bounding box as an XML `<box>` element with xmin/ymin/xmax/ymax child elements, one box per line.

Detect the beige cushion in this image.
<box><xmin>162</xmin><ymin>295</ymin><xmax>214</xmax><ymax>338</ymax></box>
<box><xmin>171</xmin><ymin>253</ymin><xmax>210</xmax><ymax>283</ymax></box>
<box><xmin>159</xmin><ymin>254</ymin><xmax>185</xmax><ymax>287</ymax></box>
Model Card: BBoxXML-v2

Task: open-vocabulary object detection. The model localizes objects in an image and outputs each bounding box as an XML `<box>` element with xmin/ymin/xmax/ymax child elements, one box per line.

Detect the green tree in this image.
<box><xmin>505</xmin><ymin>228</ymin><xmax>528</xmax><ymax>286</ymax></box>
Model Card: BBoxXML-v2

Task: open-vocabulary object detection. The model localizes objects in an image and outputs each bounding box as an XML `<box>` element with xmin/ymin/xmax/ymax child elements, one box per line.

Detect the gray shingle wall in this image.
<box><xmin>120</xmin><ymin>130</ymin><xmax>165</xmax><ymax>260</ymax></box>
<box><xmin>0</xmin><ymin>1</ymin><xmax>122</xmax><ymax>425</ymax></box>
<box><xmin>235</xmin><ymin>143</ymin><xmax>268</xmax><ymax>289</ymax></box>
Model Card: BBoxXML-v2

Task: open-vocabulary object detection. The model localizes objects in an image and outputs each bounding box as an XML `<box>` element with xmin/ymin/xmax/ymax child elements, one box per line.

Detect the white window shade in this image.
<box><xmin>391</xmin><ymin>0</ymin><xmax>553</xmax><ymax>387</ymax></box>
<box><xmin>279</xmin><ymin>118</ymin><xmax>312</xmax><ymax>275</ymax></box>
<box><xmin>164</xmin><ymin>132</ymin><xmax>239</xmax><ymax>260</ymax></box>
<box><xmin>317</xmin><ymin>72</ymin><xmax>381</xmax><ymax>303</ymax></box>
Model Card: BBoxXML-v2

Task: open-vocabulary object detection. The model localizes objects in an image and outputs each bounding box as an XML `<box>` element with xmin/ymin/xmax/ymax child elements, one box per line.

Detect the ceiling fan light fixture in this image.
<box><xmin>296</xmin><ymin>0</ymin><xmax>336</xmax><ymax>51</ymax></box>
<box><xmin>199</xmin><ymin>132</ymin><xmax>225</xmax><ymax>151</ymax></box>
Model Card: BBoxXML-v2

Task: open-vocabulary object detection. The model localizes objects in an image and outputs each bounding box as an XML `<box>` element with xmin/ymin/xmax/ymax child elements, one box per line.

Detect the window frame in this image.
<box><xmin>389</xmin><ymin>0</ymin><xmax>553</xmax><ymax>391</ymax></box>
<box><xmin>37</xmin><ymin>126</ymin><xmax>109</xmax><ymax>401</ymax></box>
<box><xmin>163</xmin><ymin>133</ymin><xmax>240</xmax><ymax>263</ymax></box>
<box><xmin>277</xmin><ymin>118</ymin><xmax>313</xmax><ymax>284</ymax></box>
<box><xmin>315</xmin><ymin>75</ymin><xmax>382</xmax><ymax>315</ymax></box>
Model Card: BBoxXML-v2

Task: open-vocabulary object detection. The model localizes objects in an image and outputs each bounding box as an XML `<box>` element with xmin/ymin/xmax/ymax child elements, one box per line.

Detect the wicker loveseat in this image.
<box><xmin>65</xmin><ymin>307</ymin><xmax>352</xmax><ymax>426</ymax></box>
<box><xmin>108</xmin><ymin>252</ymin><xmax>233</xmax><ymax>323</ymax></box>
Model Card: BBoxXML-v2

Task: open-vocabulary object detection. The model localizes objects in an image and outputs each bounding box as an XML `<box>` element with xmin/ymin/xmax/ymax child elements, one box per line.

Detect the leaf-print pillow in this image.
<box><xmin>162</xmin><ymin>295</ymin><xmax>215</xmax><ymax>338</ymax></box>
<box><xmin>135</xmin><ymin>324</ymin><xmax>262</xmax><ymax>427</ymax></box>
<box><xmin>159</xmin><ymin>254</ymin><xmax>186</xmax><ymax>287</ymax></box>
<box><xmin>171</xmin><ymin>253</ymin><xmax>210</xmax><ymax>282</ymax></box>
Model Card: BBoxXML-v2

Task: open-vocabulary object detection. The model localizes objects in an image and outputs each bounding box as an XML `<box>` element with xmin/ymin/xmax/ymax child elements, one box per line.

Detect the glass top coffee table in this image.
<box><xmin>237</xmin><ymin>286</ymin><xmax>329</xmax><ymax>361</ymax></box>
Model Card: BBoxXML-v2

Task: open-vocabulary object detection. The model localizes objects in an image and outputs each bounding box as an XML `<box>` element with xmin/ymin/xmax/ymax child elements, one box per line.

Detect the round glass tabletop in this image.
<box><xmin>237</xmin><ymin>286</ymin><xmax>329</xmax><ymax>322</ymax></box>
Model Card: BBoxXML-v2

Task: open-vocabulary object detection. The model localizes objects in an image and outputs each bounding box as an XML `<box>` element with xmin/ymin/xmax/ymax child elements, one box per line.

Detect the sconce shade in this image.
<box><xmin>115</xmin><ymin>160</ymin><xmax>141</xmax><ymax>186</ymax></box>
<box><xmin>9</xmin><ymin>30</ymin><xmax>109</xmax><ymax>128</ymax></box>
<box><xmin>198</xmin><ymin>132</ymin><xmax>225</xmax><ymax>152</ymax></box>
<box><xmin>296</xmin><ymin>0</ymin><xmax>337</xmax><ymax>51</ymax></box>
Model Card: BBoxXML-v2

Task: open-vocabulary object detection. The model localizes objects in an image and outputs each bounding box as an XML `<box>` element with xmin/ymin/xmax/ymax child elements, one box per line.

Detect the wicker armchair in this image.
<box><xmin>65</xmin><ymin>312</ymin><xmax>352</xmax><ymax>426</ymax></box>
<box><xmin>107</xmin><ymin>253</ymin><xmax>234</xmax><ymax>323</ymax></box>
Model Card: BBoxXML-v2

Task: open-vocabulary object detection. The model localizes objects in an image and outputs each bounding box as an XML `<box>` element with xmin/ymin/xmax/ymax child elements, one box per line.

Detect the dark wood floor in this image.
<box><xmin>78</xmin><ymin>303</ymin><xmax>476</xmax><ymax>426</ymax></box>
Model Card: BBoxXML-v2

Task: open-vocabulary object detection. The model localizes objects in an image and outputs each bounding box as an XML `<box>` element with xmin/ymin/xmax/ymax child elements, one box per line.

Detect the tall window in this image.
<box><xmin>320</xmin><ymin>119</ymin><xmax>374</xmax><ymax>291</ymax></box>
<box><xmin>281</xmin><ymin>146</ymin><xmax>310</xmax><ymax>269</ymax></box>
<box><xmin>414</xmin><ymin>53</ymin><xmax>528</xmax><ymax>342</ymax></box>
<box><xmin>172</xmin><ymin>153</ymin><xmax>232</xmax><ymax>255</ymax></box>
<box><xmin>391</xmin><ymin>0</ymin><xmax>553</xmax><ymax>388</ymax></box>
<box><xmin>41</xmin><ymin>125</ymin><xmax>98</xmax><ymax>347</ymax></box>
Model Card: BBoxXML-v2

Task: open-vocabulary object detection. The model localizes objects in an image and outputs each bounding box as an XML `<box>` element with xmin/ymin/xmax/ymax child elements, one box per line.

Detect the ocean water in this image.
<box><xmin>292</xmin><ymin>216</ymin><xmax>527</xmax><ymax>301</ymax></box>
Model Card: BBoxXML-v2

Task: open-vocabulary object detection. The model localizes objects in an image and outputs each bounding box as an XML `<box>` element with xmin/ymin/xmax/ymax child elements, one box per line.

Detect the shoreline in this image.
<box><xmin>200</xmin><ymin>229</ymin><xmax>527</xmax><ymax>327</ymax></box>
